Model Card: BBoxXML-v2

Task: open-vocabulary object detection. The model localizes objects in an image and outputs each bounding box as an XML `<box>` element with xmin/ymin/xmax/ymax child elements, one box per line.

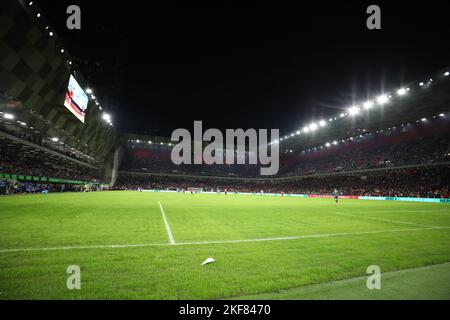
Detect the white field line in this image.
<box><xmin>158</xmin><ymin>201</ymin><xmax>175</xmax><ymax>244</ymax></box>
<box><xmin>335</xmin><ymin>212</ymin><xmax>440</xmax><ymax>228</ymax></box>
<box><xmin>0</xmin><ymin>226</ymin><xmax>449</xmax><ymax>254</ymax></box>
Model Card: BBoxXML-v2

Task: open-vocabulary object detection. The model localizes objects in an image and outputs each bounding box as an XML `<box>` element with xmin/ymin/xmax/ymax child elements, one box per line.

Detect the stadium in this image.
<box><xmin>1</xmin><ymin>0</ymin><xmax>450</xmax><ymax>302</ymax></box>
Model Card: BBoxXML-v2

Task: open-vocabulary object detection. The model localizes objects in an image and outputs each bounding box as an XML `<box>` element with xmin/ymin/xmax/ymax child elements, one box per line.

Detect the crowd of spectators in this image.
<box><xmin>2</xmin><ymin>119</ymin><xmax>450</xmax><ymax>198</ymax></box>
<box><xmin>120</xmin><ymin>132</ymin><xmax>450</xmax><ymax>178</ymax></box>
<box><xmin>120</xmin><ymin>149</ymin><xmax>262</xmax><ymax>177</ymax></box>
<box><xmin>0</xmin><ymin>180</ymin><xmax>83</xmax><ymax>195</ymax></box>
<box><xmin>281</xmin><ymin>134</ymin><xmax>450</xmax><ymax>176</ymax></box>
<box><xmin>0</xmin><ymin>153</ymin><xmax>99</xmax><ymax>182</ymax></box>
<box><xmin>115</xmin><ymin>165</ymin><xmax>450</xmax><ymax>198</ymax></box>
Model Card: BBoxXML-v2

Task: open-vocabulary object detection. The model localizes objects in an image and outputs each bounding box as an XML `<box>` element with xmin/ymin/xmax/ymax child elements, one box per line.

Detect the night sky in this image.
<box><xmin>37</xmin><ymin>0</ymin><xmax>450</xmax><ymax>136</ymax></box>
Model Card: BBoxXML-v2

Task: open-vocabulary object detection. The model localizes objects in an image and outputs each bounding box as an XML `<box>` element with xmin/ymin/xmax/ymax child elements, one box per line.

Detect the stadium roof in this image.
<box><xmin>278</xmin><ymin>67</ymin><xmax>450</xmax><ymax>151</ymax></box>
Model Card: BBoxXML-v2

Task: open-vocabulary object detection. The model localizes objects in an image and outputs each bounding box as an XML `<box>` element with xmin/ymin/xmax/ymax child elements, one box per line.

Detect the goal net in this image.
<box><xmin>187</xmin><ymin>187</ymin><xmax>203</xmax><ymax>193</ymax></box>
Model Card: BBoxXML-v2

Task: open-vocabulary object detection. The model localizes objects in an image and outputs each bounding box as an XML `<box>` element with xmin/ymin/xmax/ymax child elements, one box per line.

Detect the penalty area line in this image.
<box><xmin>0</xmin><ymin>226</ymin><xmax>449</xmax><ymax>253</ymax></box>
<box><xmin>158</xmin><ymin>201</ymin><xmax>176</xmax><ymax>244</ymax></box>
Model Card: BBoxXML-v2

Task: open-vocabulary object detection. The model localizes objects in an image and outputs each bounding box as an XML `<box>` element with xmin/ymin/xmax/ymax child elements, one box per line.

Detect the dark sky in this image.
<box><xmin>37</xmin><ymin>0</ymin><xmax>450</xmax><ymax>136</ymax></box>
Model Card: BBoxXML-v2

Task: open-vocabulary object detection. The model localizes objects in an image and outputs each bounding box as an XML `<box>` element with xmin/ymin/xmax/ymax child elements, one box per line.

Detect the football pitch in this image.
<box><xmin>0</xmin><ymin>191</ymin><xmax>450</xmax><ymax>299</ymax></box>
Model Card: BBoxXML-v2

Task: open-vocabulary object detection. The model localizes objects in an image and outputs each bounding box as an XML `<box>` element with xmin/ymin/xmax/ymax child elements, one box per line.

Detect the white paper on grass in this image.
<box><xmin>201</xmin><ymin>257</ymin><xmax>215</xmax><ymax>266</ymax></box>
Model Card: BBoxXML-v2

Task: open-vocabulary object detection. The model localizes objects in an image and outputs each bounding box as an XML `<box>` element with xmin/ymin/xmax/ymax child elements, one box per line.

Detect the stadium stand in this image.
<box><xmin>0</xmin><ymin>0</ymin><xmax>120</xmax><ymax>194</ymax></box>
<box><xmin>119</xmin><ymin>121</ymin><xmax>450</xmax><ymax>177</ymax></box>
<box><xmin>116</xmin><ymin>117</ymin><xmax>450</xmax><ymax>198</ymax></box>
<box><xmin>0</xmin><ymin>0</ymin><xmax>449</xmax><ymax>199</ymax></box>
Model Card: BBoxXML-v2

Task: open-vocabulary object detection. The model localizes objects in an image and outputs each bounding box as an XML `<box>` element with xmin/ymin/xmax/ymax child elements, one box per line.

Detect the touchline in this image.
<box><xmin>170</xmin><ymin>121</ymin><xmax>280</xmax><ymax>175</ymax></box>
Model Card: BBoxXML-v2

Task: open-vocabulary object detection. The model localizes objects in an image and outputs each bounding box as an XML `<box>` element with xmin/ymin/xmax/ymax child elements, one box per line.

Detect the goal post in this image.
<box><xmin>187</xmin><ymin>187</ymin><xmax>203</xmax><ymax>193</ymax></box>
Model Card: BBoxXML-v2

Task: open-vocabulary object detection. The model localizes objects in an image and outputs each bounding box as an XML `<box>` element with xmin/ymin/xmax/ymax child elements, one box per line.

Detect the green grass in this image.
<box><xmin>235</xmin><ymin>262</ymin><xmax>450</xmax><ymax>300</ymax></box>
<box><xmin>0</xmin><ymin>191</ymin><xmax>449</xmax><ymax>299</ymax></box>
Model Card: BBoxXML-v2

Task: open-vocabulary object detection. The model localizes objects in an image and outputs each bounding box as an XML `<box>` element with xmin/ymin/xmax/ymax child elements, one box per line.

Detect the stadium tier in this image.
<box><xmin>116</xmin><ymin>119</ymin><xmax>450</xmax><ymax>198</ymax></box>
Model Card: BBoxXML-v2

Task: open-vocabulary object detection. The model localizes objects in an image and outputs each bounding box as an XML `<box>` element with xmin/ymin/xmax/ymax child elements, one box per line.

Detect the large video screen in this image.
<box><xmin>64</xmin><ymin>75</ymin><xmax>89</xmax><ymax>123</ymax></box>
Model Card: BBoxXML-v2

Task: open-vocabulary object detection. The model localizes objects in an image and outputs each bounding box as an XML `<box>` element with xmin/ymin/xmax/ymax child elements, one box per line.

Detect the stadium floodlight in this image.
<box><xmin>49</xmin><ymin>31</ymin><xmax>53</xmax><ymax>37</ymax></box>
<box><xmin>421</xmin><ymin>118</ymin><xmax>427</xmax><ymax>122</ymax></box>
<box><xmin>290</xmin><ymin>133</ymin><xmax>294</xmax><ymax>137</ymax></box>
<box><xmin>439</xmin><ymin>113</ymin><xmax>445</xmax><ymax>117</ymax></box>
<box><xmin>339</xmin><ymin>113</ymin><xmax>345</xmax><ymax>118</ymax></box>
<box><xmin>29</xmin><ymin>1</ymin><xmax>33</xmax><ymax>5</ymax></box>
<box><xmin>319</xmin><ymin>120</ymin><xmax>326</xmax><ymax>127</ymax></box>
<box><xmin>148</xmin><ymin>141</ymin><xmax>152</xmax><ymax>144</ymax></box>
<box><xmin>329</xmin><ymin>118</ymin><xmax>333</xmax><ymax>122</ymax></box>
<box><xmin>332</xmin><ymin>140</ymin><xmax>338</xmax><ymax>145</ymax></box>
<box><xmin>397</xmin><ymin>88</ymin><xmax>408</xmax><ymax>96</ymax></box>
<box><xmin>36</xmin><ymin>13</ymin><xmax>41</xmax><ymax>18</ymax></box>
<box><xmin>51</xmin><ymin>137</ymin><xmax>59</xmax><ymax>142</ymax></box>
<box><xmin>445</xmin><ymin>72</ymin><xmax>449</xmax><ymax>77</ymax></box>
<box><xmin>309</xmin><ymin>123</ymin><xmax>318</xmax><ymax>131</ymax></box>
<box><xmin>102</xmin><ymin>113</ymin><xmax>111</xmax><ymax>122</ymax></box>
<box><xmin>273</xmin><ymin>139</ymin><xmax>279</xmax><ymax>144</ymax></box>
<box><xmin>86</xmin><ymin>88</ymin><xmax>93</xmax><ymax>94</ymax></box>
<box><xmin>376</xmin><ymin>94</ymin><xmax>389</xmax><ymax>105</ymax></box>
<box><xmin>60</xmin><ymin>49</ymin><xmax>64</xmax><ymax>53</ymax></box>
<box><xmin>347</xmin><ymin>106</ymin><xmax>359</xmax><ymax>116</ymax></box>
<box><xmin>302</xmin><ymin>126</ymin><xmax>310</xmax><ymax>133</ymax></box>
<box><xmin>363</xmin><ymin>101</ymin><xmax>374</xmax><ymax>109</ymax></box>
<box><xmin>3</xmin><ymin>113</ymin><xmax>14</xmax><ymax>120</ymax></box>
<box><xmin>296</xmin><ymin>130</ymin><xmax>300</xmax><ymax>135</ymax></box>
<box><xmin>419</xmin><ymin>82</ymin><xmax>424</xmax><ymax>86</ymax></box>
<box><xmin>325</xmin><ymin>142</ymin><xmax>331</xmax><ymax>147</ymax></box>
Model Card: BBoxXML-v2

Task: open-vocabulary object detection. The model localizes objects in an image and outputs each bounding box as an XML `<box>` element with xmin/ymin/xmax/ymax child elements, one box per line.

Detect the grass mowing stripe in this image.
<box><xmin>1</xmin><ymin>226</ymin><xmax>449</xmax><ymax>253</ymax></box>
<box><xmin>232</xmin><ymin>262</ymin><xmax>450</xmax><ymax>300</ymax></box>
<box><xmin>158</xmin><ymin>201</ymin><xmax>175</xmax><ymax>244</ymax></box>
<box><xmin>335</xmin><ymin>212</ymin><xmax>440</xmax><ymax>228</ymax></box>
